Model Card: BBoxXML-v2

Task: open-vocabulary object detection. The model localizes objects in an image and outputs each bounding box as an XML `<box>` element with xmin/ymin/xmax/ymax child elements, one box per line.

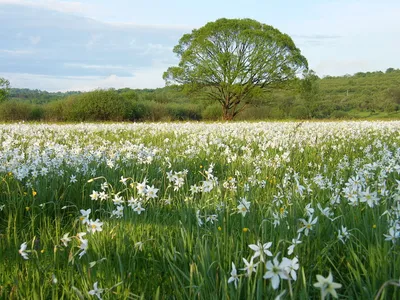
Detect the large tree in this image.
<box><xmin>0</xmin><ymin>77</ymin><xmax>10</xmax><ymax>103</ymax></box>
<box><xmin>163</xmin><ymin>18</ymin><xmax>308</xmax><ymax>120</ymax></box>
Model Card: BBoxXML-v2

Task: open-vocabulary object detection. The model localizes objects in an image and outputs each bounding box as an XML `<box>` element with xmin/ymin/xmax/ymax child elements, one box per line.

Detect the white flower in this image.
<box><xmin>241</xmin><ymin>256</ymin><xmax>259</xmax><ymax>277</ymax></box>
<box><xmin>298</xmin><ymin>215</ymin><xmax>318</xmax><ymax>236</ymax></box>
<box><xmin>313</xmin><ymin>272</ymin><xmax>342</xmax><ymax>299</ymax></box>
<box><xmin>133</xmin><ymin>203</ymin><xmax>145</xmax><ymax>215</ymax></box>
<box><xmin>360</xmin><ymin>187</ymin><xmax>379</xmax><ymax>208</ymax></box>
<box><xmin>282</xmin><ymin>256</ymin><xmax>299</xmax><ymax>281</ymax></box>
<box><xmin>111</xmin><ymin>205</ymin><xmax>124</xmax><ymax>218</ymax></box>
<box><xmin>337</xmin><ymin>226</ymin><xmax>350</xmax><ymax>244</ymax></box>
<box><xmin>70</xmin><ymin>174</ymin><xmax>77</xmax><ymax>183</ymax></box>
<box><xmin>287</xmin><ymin>234</ymin><xmax>302</xmax><ymax>255</ymax></box>
<box><xmin>135</xmin><ymin>241</ymin><xmax>144</xmax><ymax>251</ymax></box>
<box><xmin>263</xmin><ymin>254</ymin><xmax>289</xmax><ymax>290</ymax></box>
<box><xmin>196</xmin><ymin>210</ymin><xmax>203</xmax><ymax>226</ymax></box>
<box><xmin>88</xmin><ymin>219</ymin><xmax>103</xmax><ymax>234</ymax></box>
<box><xmin>248</xmin><ymin>241</ymin><xmax>273</xmax><ymax>262</ymax></box>
<box><xmin>206</xmin><ymin>214</ymin><xmax>218</xmax><ymax>224</ymax></box>
<box><xmin>384</xmin><ymin>227</ymin><xmax>399</xmax><ymax>244</ymax></box>
<box><xmin>78</xmin><ymin>238</ymin><xmax>88</xmax><ymax>259</ymax></box>
<box><xmin>98</xmin><ymin>191</ymin><xmax>108</xmax><ymax>201</ymax></box>
<box><xmin>79</xmin><ymin>209</ymin><xmax>91</xmax><ymax>225</ymax></box>
<box><xmin>146</xmin><ymin>185</ymin><xmax>159</xmax><ymax>199</ymax></box>
<box><xmin>305</xmin><ymin>203</ymin><xmax>314</xmax><ymax>217</ymax></box>
<box><xmin>88</xmin><ymin>282</ymin><xmax>104</xmax><ymax>300</ymax></box>
<box><xmin>119</xmin><ymin>176</ymin><xmax>128</xmax><ymax>185</ymax></box>
<box><xmin>136</xmin><ymin>180</ymin><xmax>147</xmax><ymax>196</ymax></box>
<box><xmin>227</xmin><ymin>262</ymin><xmax>239</xmax><ymax>289</ymax></box>
<box><xmin>61</xmin><ymin>233</ymin><xmax>72</xmax><ymax>247</ymax></box>
<box><xmin>89</xmin><ymin>190</ymin><xmax>99</xmax><ymax>201</ymax></box>
<box><xmin>237</xmin><ymin>197</ymin><xmax>250</xmax><ymax>217</ymax></box>
<box><xmin>113</xmin><ymin>194</ymin><xmax>124</xmax><ymax>205</ymax></box>
<box><xmin>19</xmin><ymin>242</ymin><xmax>29</xmax><ymax>260</ymax></box>
<box><xmin>100</xmin><ymin>182</ymin><xmax>108</xmax><ymax>191</ymax></box>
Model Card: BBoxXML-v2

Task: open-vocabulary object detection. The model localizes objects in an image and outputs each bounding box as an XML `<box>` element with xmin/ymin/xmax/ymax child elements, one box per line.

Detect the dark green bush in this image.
<box><xmin>0</xmin><ymin>101</ymin><xmax>34</xmax><ymax>121</ymax></box>
<box><xmin>166</xmin><ymin>103</ymin><xmax>202</xmax><ymax>121</ymax></box>
<box><xmin>330</xmin><ymin>110</ymin><xmax>349</xmax><ymax>119</ymax></box>
<box><xmin>202</xmin><ymin>103</ymin><xmax>222</xmax><ymax>120</ymax></box>
<box><xmin>62</xmin><ymin>89</ymin><xmax>131</xmax><ymax>121</ymax></box>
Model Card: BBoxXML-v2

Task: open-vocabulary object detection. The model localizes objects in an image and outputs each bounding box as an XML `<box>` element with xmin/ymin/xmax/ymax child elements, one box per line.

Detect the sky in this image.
<box><xmin>0</xmin><ymin>0</ymin><xmax>399</xmax><ymax>92</ymax></box>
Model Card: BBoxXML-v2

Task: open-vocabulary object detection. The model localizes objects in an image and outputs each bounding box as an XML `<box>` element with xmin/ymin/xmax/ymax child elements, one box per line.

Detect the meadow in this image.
<box><xmin>0</xmin><ymin>121</ymin><xmax>399</xmax><ymax>299</ymax></box>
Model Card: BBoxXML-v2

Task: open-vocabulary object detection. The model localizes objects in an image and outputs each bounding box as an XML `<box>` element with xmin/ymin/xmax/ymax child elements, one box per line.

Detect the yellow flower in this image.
<box><xmin>41</xmin><ymin>249</ymin><xmax>45</xmax><ymax>253</ymax></box>
<box><xmin>200</xmin><ymin>165</ymin><xmax>203</xmax><ymax>169</ymax></box>
<box><xmin>372</xmin><ymin>224</ymin><xmax>377</xmax><ymax>229</ymax></box>
<box><xmin>218</xmin><ymin>226</ymin><xmax>222</xmax><ymax>231</ymax></box>
<box><xmin>32</xmin><ymin>190</ymin><xmax>37</xmax><ymax>197</ymax></box>
<box><xmin>242</xmin><ymin>227</ymin><xmax>249</xmax><ymax>233</ymax></box>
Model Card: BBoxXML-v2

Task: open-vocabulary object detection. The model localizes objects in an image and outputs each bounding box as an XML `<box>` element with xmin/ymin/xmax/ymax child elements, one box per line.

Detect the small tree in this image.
<box><xmin>0</xmin><ymin>77</ymin><xmax>10</xmax><ymax>103</ymax></box>
<box><xmin>298</xmin><ymin>70</ymin><xmax>321</xmax><ymax>118</ymax></box>
<box><xmin>163</xmin><ymin>18</ymin><xmax>308</xmax><ymax>120</ymax></box>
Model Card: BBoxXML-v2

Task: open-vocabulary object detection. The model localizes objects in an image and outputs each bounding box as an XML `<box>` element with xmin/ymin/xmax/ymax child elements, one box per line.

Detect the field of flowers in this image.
<box><xmin>0</xmin><ymin>121</ymin><xmax>400</xmax><ymax>299</ymax></box>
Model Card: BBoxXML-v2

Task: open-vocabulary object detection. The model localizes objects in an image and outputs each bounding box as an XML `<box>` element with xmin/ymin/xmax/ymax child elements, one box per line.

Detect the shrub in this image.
<box><xmin>330</xmin><ymin>110</ymin><xmax>349</xmax><ymax>119</ymax></box>
<box><xmin>166</xmin><ymin>103</ymin><xmax>202</xmax><ymax>121</ymax></box>
<box><xmin>0</xmin><ymin>101</ymin><xmax>33</xmax><ymax>121</ymax></box>
<box><xmin>202</xmin><ymin>103</ymin><xmax>222</xmax><ymax>120</ymax></box>
<box><xmin>62</xmin><ymin>90</ymin><xmax>131</xmax><ymax>121</ymax></box>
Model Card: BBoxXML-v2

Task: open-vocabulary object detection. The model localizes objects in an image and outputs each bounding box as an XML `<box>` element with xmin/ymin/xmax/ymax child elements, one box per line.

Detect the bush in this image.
<box><xmin>62</xmin><ymin>90</ymin><xmax>131</xmax><ymax>121</ymax></box>
<box><xmin>126</xmin><ymin>101</ymin><xmax>152</xmax><ymax>121</ymax></box>
<box><xmin>330</xmin><ymin>110</ymin><xmax>349</xmax><ymax>119</ymax></box>
<box><xmin>0</xmin><ymin>101</ymin><xmax>34</xmax><ymax>121</ymax></box>
<box><xmin>202</xmin><ymin>103</ymin><xmax>222</xmax><ymax>120</ymax></box>
<box><xmin>43</xmin><ymin>100</ymin><xmax>67</xmax><ymax>121</ymax></box>
<box><xmin>166</xmin><ymin>103</ymin><xmax>202</xmax><ymax>121</ymax></box>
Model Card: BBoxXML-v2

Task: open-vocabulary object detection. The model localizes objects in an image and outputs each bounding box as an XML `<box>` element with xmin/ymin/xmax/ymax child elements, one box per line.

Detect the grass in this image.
<box><xmin>0</xmin><ymin>121</ymin><xmax>400</xmax><ymax>299</ymax></box>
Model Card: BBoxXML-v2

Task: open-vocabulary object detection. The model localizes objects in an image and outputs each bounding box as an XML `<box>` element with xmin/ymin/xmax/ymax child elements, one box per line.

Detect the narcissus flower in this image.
<box><xmin>19</xmin><ymin>242</ymin><xmax>29</xmax><ymax>260</ymax></box>
<box><xmin>314</xmin><ymin>272</ymin><xmax>342</xmax><ymax>299</ymax></box>
<box><xmin>228</xmin><ymin>262</ymin><xmax>239</xmax><ymax>289</ymax></box>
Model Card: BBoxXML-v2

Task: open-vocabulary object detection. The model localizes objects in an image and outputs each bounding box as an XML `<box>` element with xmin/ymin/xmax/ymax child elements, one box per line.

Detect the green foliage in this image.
<box><xmin>164</xmin><ymin>18</ymin><xmax>308</xmax><ymax>120</ymax></box>
<box><xmin>62</xmin><ymin>89</ymin><xmax>131</xmax><ymax>121</ymax></box>
<box><xmin>0</xmin><ymin>101</ymin><xmax>42</xmax><ymax>121</ymax></box>
<box><xmin>9</xmin><ymin>88</ymin><xmax>80</xmax><ymax>104</ymax></box>
<box><xmin>298</xmin><ymin>70</ymin><xmax>321</xmax><ymax>118</ymax></box>
<box><xmin>166</xmin><ymin>103</ymin><xmax>202</xmax><ymax>121</ymax></box>
<box><xmin>202</xmin><ymin>103</ymin><xmax>222</xmax><ymax>120</ymax></box>
<box><xmin>2</xmin><ymin>68</ymin><xmax>400</xmax><ymax>122</ymax></box>
<box><xmin>0</xmin><ymin>77</ymin><xmax>10</xmax><ymax>103</ymax></box>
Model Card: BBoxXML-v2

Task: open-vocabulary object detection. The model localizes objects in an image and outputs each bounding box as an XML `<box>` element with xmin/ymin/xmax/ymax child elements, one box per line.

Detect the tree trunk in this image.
<box><xmin>222</xmin><ymin>105</ymin><xmax>234</xmax><ymax>121</ymax></box>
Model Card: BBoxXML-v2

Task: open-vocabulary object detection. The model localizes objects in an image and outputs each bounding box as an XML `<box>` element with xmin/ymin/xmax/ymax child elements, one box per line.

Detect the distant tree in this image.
<box><xmin>386</xmin><ymin>67</ymin><xmax>395</xmax><ymax>73</ymax></box>
<box><xmin>298</xmin><ymin>70</ymin><xmax>321</xmax><ymax>118</ymax></box>
<box><xmin>0</xmin><ymin>77</ymin><xmax>10</xmax><ymax>103</ymax></box>
<box><xmin>163</xmin><ymin>18</ymin><xmax>308</xmax><ymax>120</ymax></box>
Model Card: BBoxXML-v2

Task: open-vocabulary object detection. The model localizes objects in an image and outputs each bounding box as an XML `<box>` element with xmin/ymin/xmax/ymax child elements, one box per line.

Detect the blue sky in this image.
<box><xmin>0</xmin><ymin>0</ymin><xmax>399</xmax><ymax>91</ymax></box>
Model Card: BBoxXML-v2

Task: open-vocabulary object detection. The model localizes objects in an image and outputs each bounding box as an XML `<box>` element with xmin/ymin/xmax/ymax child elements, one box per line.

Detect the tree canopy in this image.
<box><xmin>163</xmin><ymin>18</ymin><xmax>308</xmax><ymax>120</ymax></box>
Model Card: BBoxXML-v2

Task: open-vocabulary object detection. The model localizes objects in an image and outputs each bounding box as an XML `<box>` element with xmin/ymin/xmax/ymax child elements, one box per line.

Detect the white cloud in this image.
<box><xmin>0</xmin><ymin>0</ymin><xmax>89</xmax><ymax>14</ymax></box>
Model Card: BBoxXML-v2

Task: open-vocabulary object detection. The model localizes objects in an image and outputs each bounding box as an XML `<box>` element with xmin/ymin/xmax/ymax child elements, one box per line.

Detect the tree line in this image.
<box><xmin>1</xmin><ymin>68</ymin><xmax>399</xmax><ymax>122</ymax></box>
